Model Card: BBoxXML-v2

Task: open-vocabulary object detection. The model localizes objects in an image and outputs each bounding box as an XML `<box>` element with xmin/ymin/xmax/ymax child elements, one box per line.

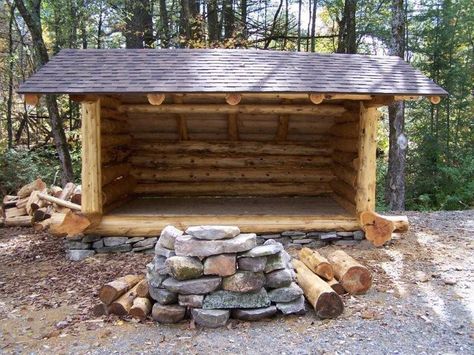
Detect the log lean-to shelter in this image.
<box><xmin>18</xmin><ymin>49</ymin><xmax>447</xmax><ymax>245</ymax></box>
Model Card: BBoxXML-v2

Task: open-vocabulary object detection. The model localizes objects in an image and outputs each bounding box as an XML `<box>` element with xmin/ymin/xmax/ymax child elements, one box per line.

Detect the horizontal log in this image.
<box><xmin>331</xmin><ymin>121</ymin><xmax>359</xmax><ymax>138</ymax></box>
<box><xmin>120</xmin><ymin>103</ymin><xmax>346</xmax><ymax>116</ymax></box>
<box><xmin>130</xmin><ymin>154</ymin><xmax>332</xmax><ymax>169</ymax></box>
<box><xmin>134</xmin><ymin>140</ymin><xmax>332</xmax><ymax>156</ymax></box>
<box><xmin>86</xmin><ymin>215</ymin><xmax>360</xmax><ymax>236</ymax></box>
<box><xmin>134</xmin><ymin>182</ymin><xmax>332</xmax><ymax>196</ymax></box>
<box><xmin>331</xmin><ymin>193</ymin><xmax>356</xmax><ymax>215</ymax></box>
<box><xmin>101</xmin><ymin>134</ymin><xmax>132</xmax><ymax>148</ymax></box>
<box><xmin>102</xmin><ymin>146</ymin><xmax>131</xmax><ymax>165</ymax></box>
<box><xmin>102</xmin><ymin>175</ymin><xmax>136</xmax><ymax>206</ymax></box>
<box><xmin>131</xmin><ymin>167</ymin><xmax>334</xmax><ymax>183</ymax></box>
<box><xmin>332</xmin><ymin>151</ymin><xmax>358</xmax><ymax>170</ymax></box>
<box><xmin>333</xmin><ymin>137</ymin><xmax>359</xmax><ymax>153</ymax></box>
<box><xmin>331</xmin><ymin>179</ymin><xmax>356</xmax><ymax>203</ymax></box>
<box><xmin>102</xmin><ymin>163</ymin><xmax>131</xmax><ymax>186</ymax></box>
<box><xmin>4</xmin><ymin>215</ymin><xmax>31</xmax><ymax>227</ymax></box>
<box><xmin>102</xmin><ymin>118</ymin><xmax>130</xmax><ymax>134</ymax></box>
<box><xmin>101</xmin><ymin>107</ymin><xmax>126</xmax><ymax>121</ymax></box>
<box><xmin>37</xmin><ymin>192</ymin><xmax>82</xmax><ymax>211</ymax></box>
<box><xmin>5</xmin><ymin>207</ymin><xmax>27</xmax><ymax>218</ymax></box>
<box><xmin>332</xmin><ymin>163</ymin><xmax>357</xmax><ymax>187</ymax></box>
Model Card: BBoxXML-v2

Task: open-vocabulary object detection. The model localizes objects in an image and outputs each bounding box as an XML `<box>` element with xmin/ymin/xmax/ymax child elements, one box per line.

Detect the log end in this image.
<box><xmin>341</xmin><ymin>266</ymin><xmax>372</xmax><ymax>295</ymax></box>
<box><xmin>99</xmin><ymin>286</ymin><xmax>117</xmax><ymax>305</ymax></box>
<box><xmin>316</xmin><ymin>263</ymin><xmax>334</xmax><ymax>281</ymax></box>
<box><xmin>315</xmin><ymin>292</ymin><xmax>344</xmax><ymax>319</ymax></box>
<box><xmin>108</xmin><ymin>303</ymin><xmax>129</xmax><ymax>316</ymax></box>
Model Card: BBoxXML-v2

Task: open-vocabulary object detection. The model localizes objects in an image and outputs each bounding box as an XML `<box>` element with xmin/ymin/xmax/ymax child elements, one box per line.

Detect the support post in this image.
<box><xmin>81</xmin><ymin>99</ymin><xmax>103</xmax><ymax>215</ymax></box>
<box><xmin>355</xmin><ymin>103</ymin><xmax>378</xmax><ymax>215</ymax></box>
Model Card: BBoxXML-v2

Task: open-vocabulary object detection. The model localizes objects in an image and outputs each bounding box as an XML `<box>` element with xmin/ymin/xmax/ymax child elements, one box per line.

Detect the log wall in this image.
<box><xmin>121</xmin><ymin>95</ymin><xmax>342</xmax><ymax>197</ymax></box>
<box><xmin>100</xmin><ymin>97</ymin><xmax>135</xmax><ymax>209</ymax></box>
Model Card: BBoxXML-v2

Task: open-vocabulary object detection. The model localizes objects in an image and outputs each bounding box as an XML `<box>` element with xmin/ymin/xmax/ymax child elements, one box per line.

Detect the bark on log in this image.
<box><xmin>326</xmin><ymin>250</ymin><xmax>372</xmax><ymax>295</ymax></box>
<box><xmin>99</xmin><ymin>274</ymin><xmax>144</xmax><ymax>305</ymax></box>
<box><xmin>299</xmin><ymin>247</ymin><xmax>334</xmax><ymax>280</ymax></box>
<box><xmin>108</xmin><ymin>283</ymin><xmax>141</xmax><ymax>316</ymax></box>
<box><xmin>5</xmin><ymin>207</ymin><xmax>27</xmax><ymax>218</ymax></box>
<box><xmin>5</xmin><ymin>215</ymin><xmax>31</xmax><ymax>227</ymax></box>
<box><xmin>135</xmin><ymin>279</ymin><xmax>150</xmax><ymax>298</ymax></box>
<box><xmin>17</xmin><ymin>178</ymin><xmax>46</xmax><ymax>198</ymax></box>
<box><xmin>292</xmin><ymin>259</ymin><xmax>344</xmax><ymax>319</ymax></box>
<box><xmin>129</xmin><ymin>297</ymin><xmax>152</xmax><ymax>321</ymax></box>
<box><xmin>327</xmin><ymin>278</ymin><xmax>346</xmax><ymax>295</ymax></box>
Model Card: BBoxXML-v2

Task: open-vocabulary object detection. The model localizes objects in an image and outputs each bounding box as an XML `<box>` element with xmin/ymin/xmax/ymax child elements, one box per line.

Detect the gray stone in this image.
<box><xmin>92</xmin><ymin>239</ymin><xmax>104</xmax><ymax>249</ymax></box>
<box><xmin>186</xmin><ymin>225</ymin><xmax>240</xmax><ymax>240</ymax></box>
<box><xmin>66</xmin><ymin>234</ymin><xmax>83</xmax><ymax>241</ymax></box>
<box><xmin>222</xmin><ymin>271</ymin><xmax>265</xmax><ymax>292</ymax></box>
<box><xmin>239</xmin><ymin>243</ymin><xmax>283</xmax><ymax>258</ymax></box>
<box><xmin>260</xmin><ymin>234</ymin><xmax>282</xmax><ymax>240</ymax></box>
<box><xmin>152</xmin><ymin>304</ymin><xmax>186</xmax><ymax>324</ymax></box>
<box><xmin>149</xmin><ymin>286</ymin><xmax>177</xmax><ymax>304</ymax></box>
<box><xmin>103</xmin><ymin>237</ymin><xmax>128</xmax><ymax>247</ymax></box>
<box><xmin>306</xmin><ymin>232</ymin><xmax>321</xmax><ymax>239</ymax></box>
<box><xmin>276</xmin><ymin>295</ymin><xmax>306</xmax><ymax>315</ymax></box>
<box><xmin>238</xmin><ymin>256</ymin><xmax>267</xmax><ymax>272</ymax></box>
<box><xmin>146</xmin><ymin>262</ymin><xmax>167</xmax><ymax>287</ymax></box>
<box><xmin>81</xmin><ymin>234</ymin><xmax>101</xmax><ymax>243</ymax></box>
<box><xmin>65</xmin><ymin>241</ymin><xmax>91</xmax><ymax>250</ymax></box>
<box><xmin>286</xmin><ymin>243</ymin><xmax>303</xmax><ymax>250</ymax></box>
<box><xmin>265</xmin><ymin>268</ymin><xmax>293</xmax><ymax>288</ymax></box>
<box><xmin>305</xmin><ymin>241</ymin><xmax>328</xmax><ymax>248</ymax></box>
<box><xmin>162</xmin><ymin>276</ymin><xmax>221</xmax><ymax>295</ymax></box>
<box><xmin>144</xmin><ymin>248</ymin><xmax>155</xmax><ymax>254</ymax></box>
<box><xmin>278</xmin><ymin>237</ymin><xmax>292</xmax><ymax>245</ymax></box>
<box><xmin>159</xmin><ymin>225</ymin><xmax>183</xmax><ymax>249</ymax></box>
<box><xmin>178</xmin><ymin>294</ymin><xmax>204</xmax><ymax>308</ymax></box>
<box><xmin>191</xmin><ymin>309</ymin><xmax>230</xmax><ymax>328</ymax></box>
<box><xmin>126</xmin><ymin>237</ymin><xmax>145</xmax><ymax>244</ymax></box>
<box><xmin>353</xmin><ymin>230</ymin><xmax>365</xmax><ymax>240</ymax></box>
<box><xmin>133</xmin><ymin>245</ymin><xmax>154</xmax><ymax>252</ymax></box>
<box><xmin>264</xmin><ymin>251</ymin><xmax>291</xmax><ymax>273</ymax></box>
<box><xmin>203</xmin><ymin>289</ymin><xmax>271</xmax><ymax>309</ymax></box>
<box><xmin>231</xmin><ymin>306</ymin><xmax>277</xmax><ymax>321</ymax></box>
<box><xmin>332</xmin><ymin>240</ymin><xmax>359</xmax><ymax>246</ymax></box>
<box><xmin>153</xmin><ymin>256</ymin><xmax>170</xmax><ymax>275</ymax></box>
<box><xmin>67</xmin><ymin>249</ymin><xmax>95</xmax><ymax>261</ymax></box>
<box><xmin>175</xmin><ymin>233</ymin><xmax>256</xmax><ymax>257</ymax></box>
<box><xmin>268</xmin><ymin>282</ymin><xmax>303</xmax><ymax>303</ymax></box>
<box><xmin>95</xmin><ymin>244</ymin><xmax>132</xmax><ymax>253</ymax></box>
<box><xmin>255</xmin><ymin>237</ymin><xmax>265</xmax><ymax>245</ymax></box>
<box><xmin>133</xmin><ymin>237</ymin><xmax>157</xmax><ymax>248</ymax></box>
<box><xmin>337</xmin><ymin>231</ymin><xmax>354</xmax><ymax>239</ymax></box>
<box><xmin>281</xmin><ymin>231</ymin><xmax>306</xmax><ymax>238</ymax></box>
<box><xmin>320</xmin><ymin>233</ymin><xmax>340</xmax><ymax>242</ymax></box>
<box><xmin>292</xmin><ymin>239</ymin><xmax>314</xmax><ymax>244</ymax></box>
<box><xmin>155</xmin><ymin>244</ymin><xmax>176</xmax><ymax>258</ymax></box>
<box><xmin>166</xmin><ymin>256</ymin><xmax>203</xmax><ymax>281</ymax></box>
<box><xmin>203</xmin><ymin>254</ymin><xmax>236</xmax><ymax>277</ymax></box>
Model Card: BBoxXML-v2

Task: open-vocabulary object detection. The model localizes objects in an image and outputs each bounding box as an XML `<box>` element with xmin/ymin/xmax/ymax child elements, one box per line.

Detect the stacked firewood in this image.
<box><xmin>293</xmin><ymin>248</ymin><xmax>372</xmax><ymax>318</ymax></box>
<box><xmin>0</xmin><ymin>178</ymin><xmax>81</xmax><ymax>229</ymax></box>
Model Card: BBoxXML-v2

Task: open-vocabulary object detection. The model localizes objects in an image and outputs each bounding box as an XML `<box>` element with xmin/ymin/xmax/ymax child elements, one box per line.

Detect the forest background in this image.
<box><xmin>0</xmin><ymin>0</ymin><xmax>472</xmax><ymax>211</ymax></box>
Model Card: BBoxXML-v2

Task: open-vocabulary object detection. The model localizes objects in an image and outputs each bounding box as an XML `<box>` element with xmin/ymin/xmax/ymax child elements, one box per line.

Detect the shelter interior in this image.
<box><xmin>80</xmin><ymin>93</ymin><xmax>381</xmax><ymax>236</ymax></box>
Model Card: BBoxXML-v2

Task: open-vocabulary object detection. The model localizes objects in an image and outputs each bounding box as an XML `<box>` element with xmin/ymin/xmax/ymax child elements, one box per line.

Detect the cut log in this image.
<box><xmin>37</xmin><ymin>192</ymin><xmax>81</xmax><ymax>211</ymax></box>
<box><xmin>129</xmin><ymin>297</ymin><xmax>152</xmax><ymax>321</ymax></box>
<box><xmin>5</xmin><ymin>207</ymin><xmax>27</xmax><ymax>218</ymax></box>
<box><xmin>5</xmin><ymin>215</ymin><xmax>31</xmax><ymax>227</ymax></box>
<box><xmin>3</xmin><ymin>195</ymin><xmax>19</xmax><ymax>203</ymax></box>
<box><xmin>58</xmin><ymin>182</ymin><xmax>76</xmax><ymax>202</ymax></box>
<box><xmin>299</xmin><ymin>247</ymin><xmax>334</xmax><ymax>280</ymax></box>
<box><xmin>292</xmin><ymin>259</ymin><xmax>344</xmax><ymax>319</ymax></box>
<box><xmin>33</xmin><ymin>218</ymin><xmax>53</xmax><ymax>231</ymax></box>
<box><xmin>327</xmin><ymin>278</ymin><xmax>346</xmax><ymax>295</ymax></box>
<box><xmin>26</xmin><ymin>191</ymin><xmax>44</xmax><ymax>215</ymax></box>
<box><xmin>326</xmin><ymin>250</ymin><xmax>372</xmax><ymax>295</ymax></box>
<box><xmin>50</xmin><ymin>211</ymin><xmax>91</xmax><ymax>236</ymax></box>
<box><xmin>32</xmin><ymin>207</ymin><xmax>52</xmax><ymax>222</ymax></box>
<box><xmin>135</xmin><ymin>279</ymin><xmax>150</xmax><ymax>298</ymax></box>
<box><xmin>15</xmin><ymin>197</ymin><xmax>29</xmax><ymax>209</ymax></box>
<box><xmin>50</xmin><ymin>186</ymin><xmax>63</xmax><ymax>198</ymax></box>
<box><xmin>70</xmin><ymin>185</ymin><xmax>82</xmax><ymax>205</ymax></box>
<box><xmin>108</xmin><ymin>282</ymin><xmax>141</xmax><ymax>316</ymax></box>
<box><xmin>99</xmin><ymin>274</ymin><xmax>144</xmax><ymax>305</ymax></box>
<box><xmin>17</xmin><ymin>178</ymin><xmax>46</xmax><ymax>198</ymax></box>
<box><xmin>359</xmin><ymin>211</ymin><xmax>410</xmax><ymax>246</ymax></box>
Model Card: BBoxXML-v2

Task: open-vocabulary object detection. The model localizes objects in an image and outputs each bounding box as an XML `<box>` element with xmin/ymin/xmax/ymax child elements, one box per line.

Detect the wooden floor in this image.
<box><xmin>87</xmin><ymin>195</ymin><xmax>360</xmax><ymax>236</ymax></box>
<box><xmin>110</xmin><ymin>196</ymin><xmax>351</xmax><ymax>217</ymax></box>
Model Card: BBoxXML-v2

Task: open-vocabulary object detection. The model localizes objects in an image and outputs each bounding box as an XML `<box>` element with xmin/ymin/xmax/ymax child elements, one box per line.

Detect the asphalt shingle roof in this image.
<box><xmin>18</xmin><ymin>49</ymin><xmax>447</xmax><ymax>96</ymax></box>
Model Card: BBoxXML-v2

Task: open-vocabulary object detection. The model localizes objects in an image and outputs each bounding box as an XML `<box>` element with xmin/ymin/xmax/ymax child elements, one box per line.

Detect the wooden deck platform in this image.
<box><xmin>88</xmin><ymin>195</ymin><xmax>360</xmax><ymax>236</ymax></box>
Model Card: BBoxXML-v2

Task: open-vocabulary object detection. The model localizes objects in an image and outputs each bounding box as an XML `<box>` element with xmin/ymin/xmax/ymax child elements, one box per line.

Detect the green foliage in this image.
<box><xmin>0</xmin><ymin>145</ymin><xmax>82</xmax><ymax>197</ymax></box>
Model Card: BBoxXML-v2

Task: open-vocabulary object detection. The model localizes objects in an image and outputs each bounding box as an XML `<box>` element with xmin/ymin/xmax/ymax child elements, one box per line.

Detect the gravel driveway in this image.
<box><xmin>1</xmin><ymin>211</ymin><xmax>473</xmax><ymax>354</ymax></box>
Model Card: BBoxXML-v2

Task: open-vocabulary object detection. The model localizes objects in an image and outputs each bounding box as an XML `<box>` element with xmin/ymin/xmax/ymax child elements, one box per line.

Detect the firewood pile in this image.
<box><xmin>0</xmin><ymin>178</ymin><xmax>81</xmax><ymax>230</ymax></box>
<box><xmin>98</xmin><ymin>225</ymin><xmax>373</xmax><ymax>327</ymax></box>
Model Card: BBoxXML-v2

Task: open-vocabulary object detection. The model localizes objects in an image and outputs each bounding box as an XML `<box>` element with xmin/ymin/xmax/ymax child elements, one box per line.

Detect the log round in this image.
<box><xmin>326</xmin><ymin>250</ymin><xmax>372</xmax><ymax>295</ymax></box>
<box><xmin>299</xmin><ymin>247</ymin><xmax>334</xmax><ymax>280</ymax></box>
<box><xmin>129</xmin><ymin>297</ymin><xmax>152</xmax><ymax>320</ymax></box>
<box><xmin>99</xmin><ymin>274</ymin><xmax>143</xmax><ymax>305</ymax></box>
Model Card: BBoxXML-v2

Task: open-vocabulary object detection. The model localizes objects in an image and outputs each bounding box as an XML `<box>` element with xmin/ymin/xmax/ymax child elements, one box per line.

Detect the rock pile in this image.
<box><xmin>146</xmin><ymin>225</ymin><xmax>304</xmax><ymax>327</ymax></box>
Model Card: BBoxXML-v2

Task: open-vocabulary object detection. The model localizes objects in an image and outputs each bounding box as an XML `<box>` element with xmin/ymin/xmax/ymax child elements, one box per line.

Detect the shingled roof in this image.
<box><xmin>18</xmin><ymin>49</ymin><xmax>446</xmax><ymax>96</ymax></box>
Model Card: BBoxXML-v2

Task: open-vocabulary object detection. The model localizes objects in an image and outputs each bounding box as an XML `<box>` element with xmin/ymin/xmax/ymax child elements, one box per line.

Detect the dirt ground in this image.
<box><xmin>1</xmin><ymin>211</ymin><xmax>473</xmax><ymax>354</ymax></box>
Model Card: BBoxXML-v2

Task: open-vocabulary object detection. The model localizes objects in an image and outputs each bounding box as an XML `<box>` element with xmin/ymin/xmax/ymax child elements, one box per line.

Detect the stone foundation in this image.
<box><xmin>65</xmin><ymin>229</ymin><xmax>365</xmax><ymax>261</ymax></box>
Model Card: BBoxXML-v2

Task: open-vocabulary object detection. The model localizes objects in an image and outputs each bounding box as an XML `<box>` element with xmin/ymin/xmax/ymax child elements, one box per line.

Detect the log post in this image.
<box><xmin>292</xmin><ymin>259</ymin><xmax>344</xmax><ymax>319</ymax></box>
<box><xmin>356</xmin><ymin>103</ymin><xmax>379</xmax><ymax>215</ymax></box>
<box><xmin>81</xmin><ymin>99</ymin><xmax>103</xmax><ymax>215</ymax></box>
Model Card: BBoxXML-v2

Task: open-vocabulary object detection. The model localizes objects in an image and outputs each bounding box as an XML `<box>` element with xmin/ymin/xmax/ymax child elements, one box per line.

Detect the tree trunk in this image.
<box><xmin>336</xmin><ymin>0</ymin><xmax>357</xmax><ymax>54</ymax></box>
<box><xmin>240</xmin><ymin>0</ymin><xmax>248</xmax><ymax>39</ymax></box>
<box><xmin>223</xmin><ymin>0</ymin><xmax>234</xmax><ymax>39</ymax></box>
<box><xmin>6</xmin><ymin>2</ymin><xmax>15</xmax><ymax>149</ymax></box>
<box><xmin>297</xmin><ymin>0</ymin><xmax>302</xmax><ymax>51</ymax></box>
<box><xmin>124</xmin><ymin>0</ymin><xmax>154</xmax><ymax>48</ymax></box>
<box><xmin>14</xmin><ymin>0</ymin><xmax>74</xmax><ymax>185</ymax></box>
<box><xmin>207</xmin><ymin>0</ymin><xmax>219</xmax><ymax>42</ymax></box>
<box><xmin>386</xmin><ymin>0</ymin><xmax>406</xmax><ymax>211</ymax></box>
<box><xmin>159</xmin><ymin>0</ymin><xmax>171</xmax><ymax>47</ymax></box>
<box><xmin>310</xmin><ymin>0</ymin><xmax>318</xmax><ymax>52</ymax></box>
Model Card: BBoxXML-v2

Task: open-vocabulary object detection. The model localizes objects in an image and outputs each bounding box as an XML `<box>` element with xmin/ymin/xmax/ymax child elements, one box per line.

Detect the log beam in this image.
<box><xmin>429</xmin><ymin>96</ymin><xmax>441</xmax><ymax>104</ymax></box>
<box><xmin>147</xmin><ymin>93</ymin><xmax>166</xmax><ymax>105</ymax></box>
<box><xmin>81</xmin><ymin>100</ymin><xmax>103</xmax><ymax>215</ymax></box>
<box><xmin>225</xmin><ymin>93</ymin><xmax>242</xmax><ymax>106</ymax></box>
<box><xmin>24</xmin><ymin>94</ymin><xmax>40</xmax><ymax>106</ymax></box>
<box><xmin>120</xmin><ymin>103</ymin><xmax>346</xmax><ymax>116</ymax></box>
